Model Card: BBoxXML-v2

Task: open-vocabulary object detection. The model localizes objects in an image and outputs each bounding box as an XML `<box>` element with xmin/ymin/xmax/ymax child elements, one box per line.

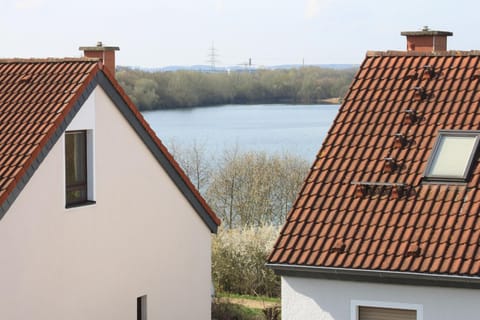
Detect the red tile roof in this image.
<box><xmin>268</xmin><ymin>51</ymin><xmax>480</xmax><ymax>281</ymax></box>
<box><xmin>0</xmin><ymin>58</ymin><xmax>219</xmax><ymax>230</ymax></box>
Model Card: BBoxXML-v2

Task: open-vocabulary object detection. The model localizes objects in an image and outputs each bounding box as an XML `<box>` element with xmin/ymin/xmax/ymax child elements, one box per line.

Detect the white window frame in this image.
<box><xmin>64</xmin><ymin>129</ymin><xmax>96</xmax><ymax>208</ymax></box>
<box><xmin>351</xmin><ymin>299</ymin><xmax>423</xmax><ymax>320</ymax></box>
<box><xmin>64</xmin><ymin>90</ymin><xmax>96</xmax><ymax>209</ymax></box>
<box><xmin>424</xmin><ymin>130</ymin><xmax>480</xmax><ymax>182</ymax></box>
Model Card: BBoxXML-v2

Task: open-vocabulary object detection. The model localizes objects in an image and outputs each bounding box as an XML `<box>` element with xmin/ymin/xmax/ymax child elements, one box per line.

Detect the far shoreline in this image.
<box><xmin>141</xmin><ymin>99</ymin><xmax>342</xmax><ymax>112</ymax></box>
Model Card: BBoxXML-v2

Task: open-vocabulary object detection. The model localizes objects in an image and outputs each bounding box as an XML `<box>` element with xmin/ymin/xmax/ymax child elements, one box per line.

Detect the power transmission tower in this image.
<box><xmin>207</xmin><ymin>42</ymin><xmax>219</xmax><ymax>72</ymax></box>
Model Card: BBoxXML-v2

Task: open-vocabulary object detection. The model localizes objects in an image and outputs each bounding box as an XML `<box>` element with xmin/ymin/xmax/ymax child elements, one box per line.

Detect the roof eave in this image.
<box><xmin>266</xmin><ymin>263</ymin><xmax>480</xmax><ymax>289</ymax></box>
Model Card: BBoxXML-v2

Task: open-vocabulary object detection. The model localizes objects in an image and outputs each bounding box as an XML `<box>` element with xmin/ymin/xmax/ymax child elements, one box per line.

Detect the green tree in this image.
<box><xmin>132</xmin><ymin>78</ymin><xmax>159</xmax><ymax>110</ymax></box>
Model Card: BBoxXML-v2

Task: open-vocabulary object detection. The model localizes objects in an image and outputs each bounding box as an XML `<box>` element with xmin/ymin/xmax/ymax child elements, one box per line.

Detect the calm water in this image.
<box><xmin>142</xmin><ymin>104</ymin><xmax>339</xmax><ymax>161</ymax></box>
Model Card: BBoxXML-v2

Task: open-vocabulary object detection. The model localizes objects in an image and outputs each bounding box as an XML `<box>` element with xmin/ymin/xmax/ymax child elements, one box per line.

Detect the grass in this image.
<box><xmin>213</xmin><ymin>293</ymin><xmax>281</xmax><ymax>320</ymax></box>
<box><xmin>217</xmin><ymin>292</ymin><xmax>280</xmax><ymax>304</ymax></box>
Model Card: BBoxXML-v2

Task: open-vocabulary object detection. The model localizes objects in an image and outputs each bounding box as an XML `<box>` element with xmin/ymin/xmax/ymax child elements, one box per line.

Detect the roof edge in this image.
<box><xmin>366</xmin><ymin>50</ymin><xmax>480</xmax><ymax>57</ymax></box>
<box><xmin>266</xmin><ymin>263</ymin><xmax>480</xmax><ymax>289</ymax></box>
<box><xmin>0</xmin><ymin>58</ymin><xmax>101</xmax><ymax>64</ymax></box>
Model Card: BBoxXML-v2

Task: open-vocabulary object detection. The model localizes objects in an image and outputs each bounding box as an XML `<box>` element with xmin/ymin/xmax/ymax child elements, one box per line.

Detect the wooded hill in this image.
<box><xmin>116</xmin><ymin>66</ymin><xmax>357</xmax><ymax>110</ymax></box>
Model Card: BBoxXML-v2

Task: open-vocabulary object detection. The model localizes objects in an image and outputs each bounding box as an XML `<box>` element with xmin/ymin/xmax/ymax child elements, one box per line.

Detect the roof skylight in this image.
<box><xmin>424</xmin><ymin>130</ymin><xmax>480</xmax><ymax>181</ymax></box>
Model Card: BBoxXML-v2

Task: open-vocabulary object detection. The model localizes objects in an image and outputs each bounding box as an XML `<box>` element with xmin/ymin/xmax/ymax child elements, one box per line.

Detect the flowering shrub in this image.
<box><xmin>212</xmin><ymin>225</ymin><xmax>281</xmax><ymax>297</ymax></box>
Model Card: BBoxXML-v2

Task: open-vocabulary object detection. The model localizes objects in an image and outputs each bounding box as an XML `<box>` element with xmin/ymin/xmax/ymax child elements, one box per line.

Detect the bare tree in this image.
<box><xmin>169</xmin><ymin>141</ymin><xmax>309</xmax><ymax>228</ymax></box>
<box><xmin>168</xmin><ymin>139</ymin><xmax>212</xmax><ymax>194</ymax></box>
<box><xmin>206</xmin><ymin>149</ymin><xmax>309</xmax><ymax>228</ymax></box>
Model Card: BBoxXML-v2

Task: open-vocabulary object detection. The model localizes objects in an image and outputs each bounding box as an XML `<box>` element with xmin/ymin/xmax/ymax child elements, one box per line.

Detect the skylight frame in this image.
<box><xmin>424</xmin><ymin>130</ymin><xmax>480</xmax><ymax>182</ymax></box>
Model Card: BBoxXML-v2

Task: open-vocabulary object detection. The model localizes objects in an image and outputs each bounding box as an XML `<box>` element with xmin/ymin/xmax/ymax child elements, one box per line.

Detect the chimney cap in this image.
<box><xmin>401</xmin><ymin>27</ymin><xmax>453</xmax><ymax>37</ymax></box>
<box><xmin>79</xmin><ymin>42</ymin><xmax>119</xmax><ymax>52</ymax></box>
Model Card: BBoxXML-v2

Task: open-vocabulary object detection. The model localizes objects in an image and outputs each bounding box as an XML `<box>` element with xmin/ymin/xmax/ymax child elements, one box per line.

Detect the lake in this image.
<box><xmin>142</xmin><ymin>104</ymin><xmax>339</xmax><ymax>161</ymax></box>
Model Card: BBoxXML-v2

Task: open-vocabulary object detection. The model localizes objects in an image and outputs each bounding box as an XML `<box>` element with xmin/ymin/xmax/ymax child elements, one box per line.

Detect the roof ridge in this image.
<box><xmin>0</xmin><ymin>57</ymin><xmax>100</xmax><ymax>64</ymax></box>
<box><xmin>366</xmin><ymin>50</ymin><xmax>480</xmax><ymax>57</ymax></box>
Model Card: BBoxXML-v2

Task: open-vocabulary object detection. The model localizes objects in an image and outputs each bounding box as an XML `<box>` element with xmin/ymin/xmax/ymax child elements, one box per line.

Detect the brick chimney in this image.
<box><xmin>79</xmin><ymin>42</ymin><xmax>120</xmax><ymax>76</ymax></box>
<box><xmin>401</xmin><ymin>26</ymin><xmax>452</xmax><ymax>52</ymax></box>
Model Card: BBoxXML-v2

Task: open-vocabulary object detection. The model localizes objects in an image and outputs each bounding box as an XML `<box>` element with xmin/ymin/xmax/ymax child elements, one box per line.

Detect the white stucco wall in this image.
<box><xmin>282</xmin><ymin>275</ymin><xmax>480</xmax><ymax>320</ymax></box>
<box><xmin>0</xmin><ymin>87</ymin><xmax>213</xmax><ymax>320</ymax></box>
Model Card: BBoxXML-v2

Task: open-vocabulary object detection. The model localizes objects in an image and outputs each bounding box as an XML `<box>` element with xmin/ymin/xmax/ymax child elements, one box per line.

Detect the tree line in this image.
<box><xmin>116</xmin><ymin>67</ymin><xmax>356</xmax><ymax>110</ymax></box>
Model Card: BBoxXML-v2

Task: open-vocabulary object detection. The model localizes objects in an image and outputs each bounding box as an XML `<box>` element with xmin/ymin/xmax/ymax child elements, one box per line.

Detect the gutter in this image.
<box><xmin>266</xmin><ymin>263</ymin><xmax>480</xmax><ymax>289</ymax></box>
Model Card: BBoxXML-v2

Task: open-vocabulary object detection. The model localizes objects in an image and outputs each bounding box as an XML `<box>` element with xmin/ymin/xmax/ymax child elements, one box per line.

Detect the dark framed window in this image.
<box><xmin>424</xmin><ymin>130</ymin><xmax>480</xmax><ymax>182</ymax></box>
<box><xmin>137</xmin><ymin>295</ymin><xmax>147</xmax><ymax>320</ymax></box>
<box><xmin>65</xmin><ymin>131</ymin><xmax>88</xmax><ymax>207</ymax></box>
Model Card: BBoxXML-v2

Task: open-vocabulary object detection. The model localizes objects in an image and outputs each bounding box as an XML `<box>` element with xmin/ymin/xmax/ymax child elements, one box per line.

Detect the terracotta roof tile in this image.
<box><xmin>269</xmin><ymin>51</ymin><xmax>480</xmax><ymax>279</ymax></box>
<box><xmin>0</xmin><ymin>67</ymin><xmax>87</xmax><ymax>195</ymax></box>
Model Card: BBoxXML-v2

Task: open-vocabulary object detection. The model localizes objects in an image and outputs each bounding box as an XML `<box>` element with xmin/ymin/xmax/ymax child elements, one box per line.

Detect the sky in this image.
<box><xmin>2</xmin><ymin>0</ymin><xmax>480</xmax><ymax>68</ymax></box>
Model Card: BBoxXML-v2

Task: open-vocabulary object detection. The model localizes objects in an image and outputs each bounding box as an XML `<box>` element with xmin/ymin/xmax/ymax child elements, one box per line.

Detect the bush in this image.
<box><xmin>212</xmin><ymin>225</ymin><xmax>281</xmax><ymax>297</ymax></box>
<box><xmin>263</xmin><ymin>306</ymin><xmax>281</xmax><ymax>320</ymax></box>
<box><xmin>212</xmin><ymin>300</ymin><xmax>264</xmax><ymax>320</ymax></box>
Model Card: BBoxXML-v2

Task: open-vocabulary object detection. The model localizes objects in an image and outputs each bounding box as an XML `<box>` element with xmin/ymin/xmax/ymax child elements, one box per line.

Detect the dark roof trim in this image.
<box><xmin>266</xmin><ymin>263</ymin><xmax>480</xmax><ymax>289</ymax></box>
<box><xmin>96</xmin><ymin>72</ymin><xmax>218</xmax><ymax>233</ymax></box>
<box><xmin>0</xmin><ymin>80</ymin><xmax>97</xmax><ymax>220</ymax></box>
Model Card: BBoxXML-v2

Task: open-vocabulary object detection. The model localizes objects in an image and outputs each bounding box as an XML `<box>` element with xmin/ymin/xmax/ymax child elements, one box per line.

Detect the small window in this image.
<box><xmin>65</xmin><ymin>131</ymin><xmax>94</xmax><ymax>207</ymax></box>
<box><xmin>137</xmin><ymin>295</ymin><xmax>147</xmax><ymax>320</ymax></box>
<box><xmin>424</xmin><ymin>130</ymin><xmax>480</xmax><ymax>181</ymax></box>
<box><xmin>358</xmin><ymin>306</ymin><xmax>416</xmax><ymax>320</ymax></box>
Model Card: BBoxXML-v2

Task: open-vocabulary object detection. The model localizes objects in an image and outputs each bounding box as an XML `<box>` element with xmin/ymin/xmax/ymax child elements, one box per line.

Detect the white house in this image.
<box><xmin>268</xmin><ymin>29</ymin><xmax>480</xmax><ymax>319</ymax></box>
<box><xmin>0</xmin><ymin>44</ymin><xmax>220</xmax><ymax>320</ymax></box>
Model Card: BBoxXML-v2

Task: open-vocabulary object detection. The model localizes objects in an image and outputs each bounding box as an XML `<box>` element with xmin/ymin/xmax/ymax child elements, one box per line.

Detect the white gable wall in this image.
<box><xmin>282</xmin><ymin>276</ymin><xmax>480</xmax><ymax>320</ymax></box>
<box><xmin>0</xmin><ymin>86</ymin><xmax>212</xmax><ymax>320</ymax></box>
